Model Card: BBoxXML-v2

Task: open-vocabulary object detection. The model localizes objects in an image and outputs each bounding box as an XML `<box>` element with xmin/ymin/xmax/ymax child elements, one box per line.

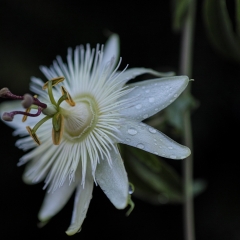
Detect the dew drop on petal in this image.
<box><xmin>137</xmin><ymin>143</ymin><xmax>144</xmax><ymax>149</ymax></box>
<box><xmin>154</xmin><ymin>152</ymin><xmax>159</xmax><ymax>155</ymax></box>
<box><xmin>129</xmin><ymin>184</ymin><xmax>134</xmax><ymax>194</ymax></box>
<box><xmin>135</xmin><ymin>104</ymin><xmax>142</xmax><ymax>109</ymax></box>
<box><xmin>139</xmin><ymin>123</ymin><xmax>146</xmax><ymax>127</ymax></box>
<box><xmin>155</xmin><ymin>108</ymin><xmax>159</xmax><ymax>111</ymax></box>
<box><xmin>126</xmin><ymin>138</ymin><xmax>131</xmax><ymax>142</ymax></box>
<box><xmin>148</xmin><ymin>97</ymin><xmax>155</xmax><ymax>103</ymax></box>
<box><xmin>170</xmin><ymin>155</ymin><xmax>177</xmax><ymax>159</ymax></box>
<box><xmin>168</xmin><ymin>146</ymin><xmax>173</xmax><ymax>149</ymax></box>
<box><xmin>148</xmin><ymin>127</ymin><xmax>156</xmax><ymax>133</ymax></box>
<box><xmin>127</xmin><ymin>128</ymin><xmax>138</xmax><ymax>135</ymax></box>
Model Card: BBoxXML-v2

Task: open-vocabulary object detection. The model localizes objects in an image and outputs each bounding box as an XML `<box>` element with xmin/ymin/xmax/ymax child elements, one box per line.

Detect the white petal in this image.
<box><xmin>95</xmin><ymin>145</ymin><xmax>128</xmax><ymax>209</ymax></box>
<box><xmin>66</xmin><ymin>163</ymin><xmax>93</xmax><ymax>236</ymax></box>
<box><xmin>38</xmin><ymin>167</ymin><xmax>81</xmax><ymax>222</ymax></box>
<box><xmin>117</xmin><ymin>120</ymin><xmax>191</xmax><ymax>159</ymax></box>
<box><xmin>102</xmin><ymin>34</ymin><xmax>120</xmax><ymax>69</ymax></box>
<box><xmin>116</xmin><ymin>68</ymin><xmax>175</xmax><ymax>87</ymax></box>
<box><xmin>119</xmin><ymin>76</ymin><xmax>189</xmax><ymax>121</ymax></box>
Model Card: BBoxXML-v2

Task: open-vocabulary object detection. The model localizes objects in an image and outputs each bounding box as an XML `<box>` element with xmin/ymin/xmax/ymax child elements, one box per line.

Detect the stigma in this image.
<box><xmin>0</xmin><ymin>77</ymin><xmax>75</xmax><ymax>146</ymax></box>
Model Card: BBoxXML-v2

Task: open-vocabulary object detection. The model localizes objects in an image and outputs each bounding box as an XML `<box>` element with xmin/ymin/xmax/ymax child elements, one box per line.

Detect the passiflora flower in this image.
<box><xmin>0</xmin><ymin>34</ymin><xmax>190</xmax><ymax>235</ymax></box>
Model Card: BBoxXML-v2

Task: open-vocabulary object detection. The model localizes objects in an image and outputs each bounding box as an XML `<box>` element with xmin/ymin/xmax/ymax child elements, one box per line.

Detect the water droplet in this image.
<box><xmin>127</xmin><ymin>128</ymin><xmax>137</xmax><ymax>135</ymax></box>
<box><xmin>145</xmin><ymin>89</ymin><xmax>150</xmax><ymax>93</ymax></box>
<box><xmin>129</xmin><ymin>183</ymin><xmax>134</xmax><ymax>194</ymax></box>
<box><xmin>143</xmin><ymin>114</ymin><xmax>148</xmax><ymax>118</ymax></box>
<box><xmin>155</xmin><ymin>108</ymin><xmax>159</xmax><ymax>111</ymax></box>
<box><xmin>139</xmin><ymin>123</ymin><xmax>146</xmax><ymax>127</ymax></box>
<box><xmin>77</xmin><ymin>227</ymin><xmax>82</xmax><ymax>233</ymax></box>
<box><xmin>174</xmin><ymin>94</ymin><xmax>178</xmax><ymax>97</ymax></box>
<box><xmin>154</xmin><ymin>151</ymin><xmax>159</xmax><ymax>155</ymax></box>
<box><xmin>170</xmin><ymin>155</ymin><xmax>177</xmax><ymax>159</ymax></box>
<box><xmin>126</xmin><ymin>138</ymin><xmax>130</xmax><ymax>142</ymax></box>
<box><xmin>148</xmin><ymin>97</ymin><xmax>155</xmax><ymax>103</ymax></box>
<box><xmin>135</xmin><ymin>104</ymin><xmax>142</xmax><ymax>109</ymax></box>
<box><xmin>149</xmin><ymin>127</ymin><xmax>156</xmax><ymax>133</ymax></box>
<box><xmin>168</xmin><ymin>146</ymin><xmax>173</xmax><ymax>149</ymax></box>
<box><xmin>137</xmin><ymin>143</ymin><xmax>144</xmax><ymax>149</ymax></box>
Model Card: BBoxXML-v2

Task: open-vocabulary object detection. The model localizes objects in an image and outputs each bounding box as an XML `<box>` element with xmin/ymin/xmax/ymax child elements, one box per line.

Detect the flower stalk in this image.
<box><xmin>179</xmin><ymin>1</ymin><xmax>197</xmax><ymax>240</ymax></box>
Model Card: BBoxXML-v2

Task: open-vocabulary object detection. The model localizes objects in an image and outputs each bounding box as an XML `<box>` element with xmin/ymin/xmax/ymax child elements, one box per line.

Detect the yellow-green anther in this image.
<box><xmin>52</xmin><ymin>114</ymin><xmax>64</xmax><ymax>145</ymax></box>
<box><xmin>61</xmin><ymin>86</ymin><xmax>75</xmax><ymax>106</ymax></box>
<box><xmin>42</xmin><ymin>77</ymin><xmax>65</xmax><ymax>90</ymax></box>
<box><xmin>52</xmin><ymin>113</ymin><xmax>62</xmax><ymax>131</ymax></box>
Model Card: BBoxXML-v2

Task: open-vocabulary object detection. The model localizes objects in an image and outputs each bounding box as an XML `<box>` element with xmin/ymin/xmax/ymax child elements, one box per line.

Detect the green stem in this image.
<box><xmin>179</xmin><ymin>1</ymin><xmax>196</xmax><ymax>240</ymax></box>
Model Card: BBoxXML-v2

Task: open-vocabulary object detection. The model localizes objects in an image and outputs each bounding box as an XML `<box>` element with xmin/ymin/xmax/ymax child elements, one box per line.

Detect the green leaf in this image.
<box><xmin>122</xmin><ymin>145</ymin><xmax>184</xmax><ymax>204</ymax></box>
<box><xmin>171</xmin><ymin>0</ymin><xmax>191</xmax><ymax>31</ymax></box>
<box><xmin>203</xmin><ymin>0</ymin><xmax>240</xmax><ymax>63</ymax></box>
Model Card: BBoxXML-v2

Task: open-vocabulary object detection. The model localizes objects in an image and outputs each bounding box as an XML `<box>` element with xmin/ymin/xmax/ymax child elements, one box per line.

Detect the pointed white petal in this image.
<box><xmin>66</xmin><ymin>163</ymin><xmax>93</xmax><ymax>236</ymax></box>
<box><xmin>102</xmin><ymin>34</ymin><xmax>120</xmax><ymax>69</ymax></box>
<box><xmin>117</xmin><ymin>120</ymin><xmax>191</xmax><ymax>159</ymax></box>
<box><xmin>96</xmin><ymin>146</ymin><xmax>128</xmax><ymax>209</ymax></box>
<box><xmin>116</xmin><ymin>68</ymin><xmax>175</xmax><ymax>87</ymax></box>
<box><xmin>119</xmin><ymin>76</ymin><xmax>189</xmax><ymax>121</ymax></box>
<box><xmin>38</xmin><ymin>167</ymin><xmax>81</xmax><ymax>222</ymax></box>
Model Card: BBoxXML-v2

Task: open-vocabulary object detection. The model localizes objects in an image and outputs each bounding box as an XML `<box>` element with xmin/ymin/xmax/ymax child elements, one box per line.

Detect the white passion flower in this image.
<box><xmin>0</xmin><ymin>34</ymin><xmax>191</xmax><ymax>235</ymax></box>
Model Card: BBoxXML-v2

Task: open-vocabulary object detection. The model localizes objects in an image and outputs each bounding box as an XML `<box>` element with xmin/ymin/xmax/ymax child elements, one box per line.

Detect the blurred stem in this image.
<box><xmin>179</xmin><ymin>1</ymin><xmax>196</xmax><ymax>240</ymax></box>
<box><xmin>236</xmin><ymin>0</ymin><xmax>240</xmax><ymax>37</ymax></box>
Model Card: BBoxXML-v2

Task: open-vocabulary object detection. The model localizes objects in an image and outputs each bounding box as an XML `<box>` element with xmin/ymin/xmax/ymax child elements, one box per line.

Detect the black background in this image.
<box><xmin>1</xmin><ymin>1</ymin><xmax>240</xmax><ymax>240</ymax></box>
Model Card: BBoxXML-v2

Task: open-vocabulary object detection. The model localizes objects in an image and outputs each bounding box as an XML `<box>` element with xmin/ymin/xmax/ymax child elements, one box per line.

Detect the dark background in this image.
<box><xmin>0</xmin><ymin>1</ymin><xmax>240</xmax><ymax>240</ymax></box>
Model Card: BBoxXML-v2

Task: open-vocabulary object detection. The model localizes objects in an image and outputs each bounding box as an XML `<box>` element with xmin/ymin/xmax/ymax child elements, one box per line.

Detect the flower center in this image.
<box><xmin>61</xmin><ymin>98</ymin><xmax>96</xmax><ymax>141</ymax></box>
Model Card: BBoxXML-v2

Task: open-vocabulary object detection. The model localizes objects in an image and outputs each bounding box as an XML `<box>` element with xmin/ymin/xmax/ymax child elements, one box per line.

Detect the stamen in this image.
<box><xmin>22</xmin><ymin>108</ymin><xmax>31</xmax><ymax>122</ymax></box>
<box><xmin>42</xmin><ymin>77</ymin><xmax>65</xmax><ymax>90</ymax></box>
<box><xmin>2</xmin><ymin>107</ymin><xmax>42</xmax><ymax>122</ymax></box>
<box><xmin>52</xmin><ymin>113</ymin><xmax>64</xmax><ymax>145</ymax></box>
<box><xmin>26</xmin><ymin>126</ymin><xmax>41</xmax><ymax>145</ymax></box>
<box><xmin>26</xmin><ymin>115</ymin><xmax>52</xmax><ymax>145</ymax></box>
<box><xmin>60</xmin><ymin>86</ymin><xmax>75</xmax><ymax>106</ymax></box>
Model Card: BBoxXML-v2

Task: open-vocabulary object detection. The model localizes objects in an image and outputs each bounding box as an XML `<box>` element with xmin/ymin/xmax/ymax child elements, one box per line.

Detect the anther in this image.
<box><xmin>42</xmin><ymin>77</ymin><xmax>65</xmax><ymax>90</ymax></box>
<box><xmin>26</xmin><ymin>126</ymin><xmax>41</xmax><ymax>145</ymax></box>
<box><xmin>61</xmin><ymin>86</ymin><xmax>75</xmax><ymax>106</ymax></box>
